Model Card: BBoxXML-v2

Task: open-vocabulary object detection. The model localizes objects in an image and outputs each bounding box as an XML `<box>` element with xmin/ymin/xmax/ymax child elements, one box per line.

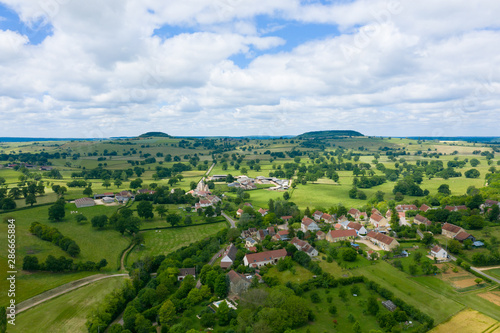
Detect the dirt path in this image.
<box><xmin>16</xmin><ymin>273</ymin><xmax>129</xmax><ymax>314</ymax></box>
<box><xmin>121</xmin><ymin>242</ymin><xmax>135</xmax><ymax>270</ymax></box>
<box><xmin>476</xmin><ymin>265</ymin><xmax>500</xmax><ymax>271</ymax></box>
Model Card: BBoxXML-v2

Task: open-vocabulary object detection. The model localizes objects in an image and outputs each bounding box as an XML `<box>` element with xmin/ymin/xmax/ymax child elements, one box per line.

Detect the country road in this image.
<box><xmin>15</xmin><ymin>274</ymin><xmax>129</xmax><ymax>314</ymax></box>
<box><xmin>221</xmin><ymin>211</ymin><xmax>237</xmax><ymax>229</ymax></box>
<box><xmin>470</xmin><ymin>267</ymin><xmax>500</xmax><ymax>284</ymax></box>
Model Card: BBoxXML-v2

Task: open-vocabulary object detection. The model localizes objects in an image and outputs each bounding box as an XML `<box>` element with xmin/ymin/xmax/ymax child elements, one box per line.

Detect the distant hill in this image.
<box><xmin>296</xmin><ymin>130</ymin><xmax>364</xmax><ymax>139</ymax></box>
<box><xmin>138</xmin><ymin>132</ymin><xmax>171</xmax><ymax>138</ymax></box>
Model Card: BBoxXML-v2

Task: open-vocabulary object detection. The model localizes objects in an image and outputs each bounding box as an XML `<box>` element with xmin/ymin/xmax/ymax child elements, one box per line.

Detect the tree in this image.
<box><xmin>342</xmin><ymin>248</ymin><xmax>357</xmax><ymax>262</ymax></box>
<box><xmin>353</xmin><ymin>321</ymin><xmax>361</xmax><ymax>333</ymax></box>
<box><xmin>91</xmin><ymin>215</ymin><xmax>108</xmax><ymax>229</ymax></box>
<box><xmin>48</xmin><ymin>201</ymin><xmax>66</xmax><ymax>221</ymax></box>
<box><xmin>437</xmin><ymin>184</ymin><xmax>451</xmax><ymax>196</ymax></box>
<box><xmin>155</xmin><ymin>204</ymin><xmax>168</xmax><ymax>220</ymax></box>
<box><xmin>25</xmin><ymin>193</ymin><xmax>37</xmax><ymax>206</ymax></box>
<box><xmin>475</xmin><ymin>278</ymin><xmax>483</xmax><ymax>285</ymax></box>
<box><xmin>205</xmin><ymin>205</ymin><xmax>215</xmax><ymax>217</ymax></box>
<box><xmin>357</xmin><ymin>190</ymin><xmax>367</xmax><ymax>200</ymax></box>
<box><xmin>470</xmin><ymin>158</ymin><xmax>480</xmax><ymax>167</ymax></box>
<box><xmin>1</xmin><ymin>198</ymin><xmax>16</xmax><ymax>210</ymax></box>
<box><xmin>283</xmin><ymin>192</ymin><xmax>290</xmax><ymax>200</ymax></box>
<box><xmin>408</xmin><ymin>264</ymin><xmax>418</xmax><ymax>275</ymax></box>
<box><xmin>367</xmin><ymin>296</ymin><xmax>379</xmax><ymax>315</ymax></box>
<box><xmin>67</xmin><ymin>242</ymin><xmax>81</xmax><ymax>257</ymax></box>
<box><xmin>75</xmin><ymin>214</ymin><xmax>88</xmax><ymax>224</ymax></box>
<box><xmin>102</xmin><ymin>180</ymin><xmax>111</xmax><ymax>189</ymax></box>
<box><xmin>488</xmin><ymin>205</ymin><xmax>499</xmax><ymax>222</ymax></box>
<box><xmin>83</xmin><ymin>186</ymin><xmax>93</xmax><ymax>197</ymax></box>
<box><xmin>129</xmin><ymin>178</ymin><xmax>143</xmax><ymax>189</ymax></box>
<box><xmin>158</xmin><ymin>299</ymin><xmax>176</xmax><ymax>326</ymax></box>
<box><xmin>217</xmin><ymin>300</ymin><xmax>230</xmax><ymax>326</ymax></box>
<box><xmin>465</xmin><ymin>169</ymin><xmax>480</xmax><ymax>178</ymax></box>
<box><xmin>215</xmin><ymin>274</ymin><xmax>229</xmax><ymax>298</ymax></box>
<box><xmin>114</xmin><ymin>179</ymin><xmax>123</xmax><ymax>188</ymax></box>
<box><xmin>137</xmin><ymin>201</ymin><xmax>154</xmax><ymax>219</ymax></box>
<box><xmin>22</xmin><ymin>255</ymin><xmax>39</xmax><ymax>271</ymax></box>
<box><xmin>375</xmin><ymin>191</ymin><xmax>385</xmax><ymax>202</ymax></box>
<box><xmin>184</xmin><ymin>215</ymin><xmax>192</xmax><ymax>225</ymax></box>
<box><xmin>167</xmin><ymin>213</ymin><xmax>181</xmax><ymax>227</ymax></box>
<box><xmin>394</xmin><ymin>192</ymin><xmax>404</xmax><ymax>202</ymax></box>
<box><xmin>422</xmin><ymin>232</ymin><xmax>434</xmax><ymax>245</ymax></box>
<box><xmin>123</xmin><ymin>305</ymin><xmax>139</xmax><ymax>331</ymax></box>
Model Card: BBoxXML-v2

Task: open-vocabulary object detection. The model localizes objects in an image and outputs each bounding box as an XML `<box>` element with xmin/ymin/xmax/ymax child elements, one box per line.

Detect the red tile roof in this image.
<box><xmin>442</xmin><ymin>223</ymin><xmax>462</xmax><ymax>234</ymax></box>
<box><xmin>420</xmin><ymin>204</ymin><xmax>431</xmax><ymax>212</ymax></box>
<box><xmin>371</xmin><ymin>213</ymin><xmax>384</xmax><ymax>222</ymax></box>
<box><xmin>328</xmin><ymin>229</ymin><xmax>357</xmax><ymax>239</ymax></box>
<box><xmin>347</xmin><ymin>222</ymin><xmax>363</xmax><ymax>231</ymax></box>
<box><xmin>455</xmin><ymin>231</ymin><xmax>472</xmax><ymax>241</ymax></box>
<box><xmin>366</xmin><ymin>231</ymin><xmax>396</xmax><ymax>246</ymax></box>
<box><xmin>302</xmin><ymin>217</ymin><xmax>315</xmax><ymax>226</ymax></box>
<box><xmin>244</xmin><ymin>249</ymin><xmax>287</xmax><ymax>264</ymax></box>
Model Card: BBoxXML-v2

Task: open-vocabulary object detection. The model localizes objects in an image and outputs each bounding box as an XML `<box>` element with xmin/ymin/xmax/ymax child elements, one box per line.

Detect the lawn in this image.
<box><xmin>350</xmin><ymin>260</ymin><xmax>464</xmax><ymax>323</ymax></box>
<box><xmin>11</xmin><ymin>276</ymin><xmax>128</xmax><ymax>333</ymax></box>
<box><xmin>483</xmin><ymin>268</ymin><xmax>500</xmax><ymax>280</ymax></box>
<box><xmin>266</xmin><ymin>263</ymin><xmax>314</xmax><ymax>284</ymax></box>
<box><xmin>126</xmin><ymin>222</ymin><xmax>227</xmax><ymax>266</ymax></box>
<box><xmin>0</xmin><ymin>204</ymin><xmax>131</xmax><ymax>305</ymax></box>
<box><xmin>297</xmin><ymin>284</ymin><xmax>398</xmax><ymax>333</ymax></box>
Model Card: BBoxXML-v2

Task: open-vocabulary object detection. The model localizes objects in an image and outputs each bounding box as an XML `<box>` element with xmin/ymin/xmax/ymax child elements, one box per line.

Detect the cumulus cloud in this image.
<box><xmin>0</xmin><ymin>0</ymin><xmax>499</xmax><ymax>137</ymax></box>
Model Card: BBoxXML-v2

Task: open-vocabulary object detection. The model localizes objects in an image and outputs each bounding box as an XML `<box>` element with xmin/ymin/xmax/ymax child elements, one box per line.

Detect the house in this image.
<box><xmin>245</xmin><ymin>238</ymin><xmax>257</xmax><ymax>248</ymax></box>
<box><xmin>221</xmin><ymin>244</ymin><xmax>238</xmax><ymax>269</ymax></box>
<box><xmin>370</xmin><ymin>213</ymin><xmax>388</xmax><ymax>228</ymax></box>
<box><xmin>267</xmin><ymin>226</ymin><xmax>276</xmax><ymax>236</ymax></box>
<box><xmin>244</xmin><ymin>202</ymin><xmax>253</xmax><ymax>207</ymax></box>
<box><xmin>430</xmin><ymin>245</ymin><xmax>448</xmax><ymax>259</ymax></box>
<box><xmin>337</xmin><ymin>215</ymin><xmax>348</xmax><ymax>224</ymax></box>
<box><xmin>137</xmin><ymin>189</ymin><xmax>156</xmax><ymax>195</ymax></box>
<box><xmin>382</xmin><ymin>300</ymin><xmax>397</xmax><ymax>312</ymax></box>
<box><xmin>257</xmin><ymin>229</ymin><xmax>268</xmax><ymax>241</ymax></box>
<box><xmin>441</xmin><ymin>223</ymin><xmax>465</xmax><ymax>239</ymax></box>
<box><xmin>227</xmin><ymin>270</ymin><xmax>251</xmax><ymax>295</ymax></box>
<box><xmin>420</xmin><ymin>204</ymin><xmax>431</xmax><ymax>212</ymax></box>
<box><xmin>236</xmin><ymin>208</ymin><xmax>244</xmax><ymax>217</ymax></box>
<box><xmin>258</xmin><ymin>208</ymin><xmax>268</xmax><ymax>216</ymax></box>
<box><xmin>348</xmin><ymin>208</ymin><xmax>360</xmax><ymax>218</ymax></box>
<box><xmin>356</xmin><ymin>212</ymin><xmax>367</xmax><ymax>221</ymax></box>
<box><xmin>485</xmin><ymin>199</ymin><xmax>499</xmax><ymax>207</ymax></box>
<box><xmin>290</xmin><ymin>237</ymin><xmax>318</xmax><ymax>257</ymax></box>
<box><xmin>455</xmin><ymin>231</ymin><xmax>475</xmax><ymax>242</ymax></box>
<box><xmin>316</xmin><ymin>230</ymin><xmax>326</xmax><ymax>240</ymax></box>
<box><xmin>385</xmin><ymin>210</ymin><xmax>392</xmax><ymax>220</ymax></box>
<box><xmin>398</xmin><ymin>212</ymin><xmax>408</xmax><ymax>226</ymax></box>
<box><xmin>322</xmin><ymin>213</ymin><xmax>334</xmax><ymax>223</ymax></box>
<box><xmin>414</xmin><ymin>214</ymin><xmax>431</xmax><ymax>226</ymax></box>
<box><xmin>74</xmin><ymin>197</ymin><xmax>95</xmax><ymax>208</ymax></box>
<box><xmin>347</xmin><ymin>222</ymin><xmax>367</xmax><ymax>235</ymax></box>
<box><xmin>313</xmin><ymin>211</ymin><xmax>324</xmax><ymax>221</ymax></box>
<box><xmin>366</xmin><ymin>231</ymin><xmax>399</xmax><ymax>251</ymax></box>
<box><xmin>334</xmin><ymin>223</ymin><xmax>343</xmax><ymax>230</ymax></box>
<box><xmin>445</xmin><ymin>205</ymin><xmax>467</xmax><ymax>212</ymax></box>
<box><xmin>301</xmin><ymin>217</ymin><xmax>320</xmax><ymax>233</ymax></box>
<box><xmin>243</xmin><ymin>249</ymin><xmax>287</xmax><ymax>267</ymax></box>
<box><xmin>326</xmin><ymin>229</ymin><xmax>357</xmax><ymax>243</ymax></box>
<box><xmin>273</xmin><ymin>230</ymin><xmax>289</xmax><ymax>241</ymax></box>
<box><xmin>371</xmin><ymin>208</ymin><xmax>381</xmax><ymax>216</ymax></box>
<box><xmin>281</xmin><ymin>216</ymin><xmax>293</xmax><ymax>223</ymax></box>
<box><xmin>178</xmin><ymin>267</ymin><xmax>196</xmax><ymax>281</ymax></box>
<box><xmin>395</xmin><ymin>204</ymin><xmax>418</xmax><ymax>212</ymax></box>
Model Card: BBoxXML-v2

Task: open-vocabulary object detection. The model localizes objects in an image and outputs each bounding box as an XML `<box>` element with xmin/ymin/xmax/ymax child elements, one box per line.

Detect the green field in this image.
<box><xmin>0</xmin><ymin>204</ymin><xmax>130</xmax><ymax>305</ymax></box>
<box><xmin>482</xmin><ymin>268</ymin><xmax>500</xmax><ymax>280</ymax></box>
<box><xmin>127</xmin><ymin>222</ymin><xmax>227</xmax><ymax>266</ymax></box>
<box><xmin>11</xmin><ymin>276</ymin><xmax>128</xmax><ymax>333</ymax></box>
<box><xmin>297</xmin><ymin>284</ymin><xmax>400</xmax><ymax>332</ymax></box>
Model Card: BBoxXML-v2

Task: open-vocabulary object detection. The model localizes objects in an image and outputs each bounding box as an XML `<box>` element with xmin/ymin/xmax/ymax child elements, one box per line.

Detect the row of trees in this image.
<box><xmin>23</xmin><ymin>255</ymin><xmax>107</xmax><ymax>272</ymax></box>
<box><xmin>29</xmin><ymin>221</ymin><xmax>81</xmax><ymax>256</ymax></box>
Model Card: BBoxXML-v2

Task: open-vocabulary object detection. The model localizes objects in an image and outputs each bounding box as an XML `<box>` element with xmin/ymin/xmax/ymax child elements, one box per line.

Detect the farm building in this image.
<box><xmin>74</xmin><ymin>197</ymin><xmax>95</xmax><ymax>208</ymax></box>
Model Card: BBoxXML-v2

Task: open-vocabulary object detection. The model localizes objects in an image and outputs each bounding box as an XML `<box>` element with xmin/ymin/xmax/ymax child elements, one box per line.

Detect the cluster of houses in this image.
<box><xmin>227</xmin><ymin>175</ymin><xmax>289</xmax><ymax>191</ymax></box>
<box><xmin>186</xmin><ymin>179</ymin><xmax>222</xmax><ymax>210</ymax></box>
<box><xmin>2</xmin><ymin>163</ymin><xmax>53</xmax><ymax>171</ymax></box>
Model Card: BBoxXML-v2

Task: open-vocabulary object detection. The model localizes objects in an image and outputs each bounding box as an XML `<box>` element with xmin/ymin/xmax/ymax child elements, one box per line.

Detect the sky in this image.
<box><xmin>0</xmin><ymin>0</ymin><xmax>499</xmax><ymax>138</ymax></box>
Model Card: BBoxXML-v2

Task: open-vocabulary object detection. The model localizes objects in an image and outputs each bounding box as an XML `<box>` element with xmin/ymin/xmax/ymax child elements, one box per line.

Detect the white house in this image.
<box><xmin>347</xmin><ymin>222</ymin><xmax>367</xmax><ymax>235</ymax></box>
<box><xmin>430</xmin><ymin>245</ymin><xmax>448</xmax><ymax>259</ymax></box>
<box><xmin>301</xmin><ymin>217</ymin><xmax>320</xmax><ymax>232</ymax></box>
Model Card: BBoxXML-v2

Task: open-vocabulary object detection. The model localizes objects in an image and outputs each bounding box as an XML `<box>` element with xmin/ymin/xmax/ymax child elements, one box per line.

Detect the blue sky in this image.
<box><xmin>0</xmin><ymin>0</ymin><xmax>499</xmax><ymax>138</ymax></box>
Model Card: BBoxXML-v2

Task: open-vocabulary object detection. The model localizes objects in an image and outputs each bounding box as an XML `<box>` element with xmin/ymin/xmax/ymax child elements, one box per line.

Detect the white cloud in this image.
<box><xmin>0</xmin><ymin>0</ymin><xmax>499</xmax><ymax>137</ymax></box>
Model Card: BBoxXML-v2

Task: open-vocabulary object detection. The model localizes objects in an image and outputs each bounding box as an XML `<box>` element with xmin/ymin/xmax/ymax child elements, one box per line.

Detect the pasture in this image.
<box><xmin>126</xmin><ymin>221</ymin><xmax>227</xmax><ymax>265</ymax></box>
<box><xmin>11</xmin><ymin>276</ymin><xmax>128</xmax><ymax>333</ymax></box>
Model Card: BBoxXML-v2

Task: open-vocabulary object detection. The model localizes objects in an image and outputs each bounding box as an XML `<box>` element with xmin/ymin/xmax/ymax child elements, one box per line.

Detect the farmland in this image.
<box><xmin>11</xmin><ymin>276</ymin><xmax>128</xmax><ymax>333</ymax></box>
